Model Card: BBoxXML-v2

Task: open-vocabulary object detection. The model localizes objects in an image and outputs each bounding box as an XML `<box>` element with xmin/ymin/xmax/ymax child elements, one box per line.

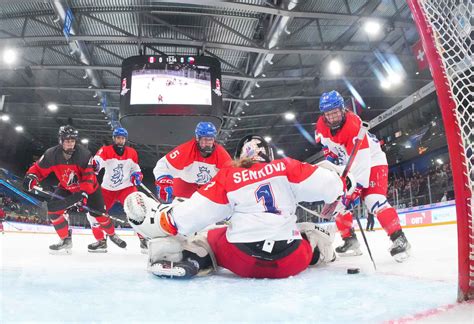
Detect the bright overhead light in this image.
<box><xmin>47</xmin><ymin>103</ymin><xmax>58</xmax><ymax>112</ymax></box>
<box><xmin>415</xmin><ymin>71</ymin><xmax>420</xmax><ymax>75</ymax></box>
<box><xmin>380</xmin><ymin>79</ymin><xmax>391</xmax><ymax>89</ymax></box>
<box><xmin>261</xmin><ymin>74</ymin><xmax>266</xmax><ymax>77</ymax></box>
<box><xmin>264</xmin><ymin>136</ymin><xmax>272</xmax><ymax>142</ymax></box>
<box><xmin>388</xmin><ymin>72</ymin><xmax>403</xmax><ymax>85</ymax></box>
<box><xmin>255</xmin><ymin>82</ymin><xmax>260</xmax><ymax>88</ymax></box>
<box><xmin>284</xmin><ymin>112</ymin><xmax>295</xmax><ymax>121</ymax></box>
<box><xmin>3</xmin><ymin>48</ymin><xmax>17</xmax><ymax>65</ymax></box>
<box><xmin>244</xmin><ymin>102</ymin><xmax>250</xmax><ymax>106</ymax></box>
<box><xmin>81</xmin><ymin>138</ymin><xmax>89</xmax><ymax>144</ymax></box>
<box><xmin>15</xmin><ymin>125</ymin><xmax>24</xmax><ymax>132</ymax></box>
<box><xmin>250</xmin><ymin>94</ymin><xmax>255</xmax><ymax>98</ymax></box>
<box><xmin>364</xmin><ymin>20</ymin><xmax>382</xmax><ymax>36</ymax></box>
<box><xmin>1</xmin><ymin>114</ymin><xmax>10</xmax><ymax>122</ymax></box>
<box><xmin>277</xmin><ymin>149</ymin><xmax>284</xmax><ymax>155</ymax></box>
<box><xmin>436</xmin><ymin>158</ymin><xmax>443</xmax><ymax>165</ymax></box>
<box><xmin>328</xmin><ymin>59</ymin><xmax>343</xmax><ymax>75</ymax></box>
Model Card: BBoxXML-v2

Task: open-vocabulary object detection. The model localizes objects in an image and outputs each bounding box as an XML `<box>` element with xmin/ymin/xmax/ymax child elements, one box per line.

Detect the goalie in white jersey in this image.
<box><xmin>125</xmin><ymin>135</ymin><xmax>356</xmax><ymax>279</ymax></box>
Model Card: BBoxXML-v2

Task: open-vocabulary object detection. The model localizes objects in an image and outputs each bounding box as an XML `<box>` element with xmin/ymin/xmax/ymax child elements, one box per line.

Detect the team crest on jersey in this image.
<box><xmin>111</xmin><ymin>164</ymin><xmax>124</xmax><ymax>187</ymax></box>
<box><xmin>62</xmin><ymin>169</ymin><xmax>79</xmax><ymax>187</ymax></box>
<box><xmin>196</xmin><ymin>166</ymin><xmax>212</xmax><ymax>184</ymax></box>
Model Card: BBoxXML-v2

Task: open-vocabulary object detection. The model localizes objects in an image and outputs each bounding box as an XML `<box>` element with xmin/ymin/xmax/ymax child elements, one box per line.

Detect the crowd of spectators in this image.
<box><xmin>0</xmin><ymin>193</ymin><xmax>47</xmax><ymax>225</ymax></box>
<box><xmin>388</xmin><ymin>162</ymin><xmax>453</xmax><ymax>208</ymax></box>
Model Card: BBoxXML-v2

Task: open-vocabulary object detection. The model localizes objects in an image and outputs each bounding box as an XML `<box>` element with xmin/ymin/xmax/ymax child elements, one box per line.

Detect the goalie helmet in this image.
<box><xmin>235</xmin><ymin>135</ymin><xmax>274</xmax><ymax>162</ymax></box>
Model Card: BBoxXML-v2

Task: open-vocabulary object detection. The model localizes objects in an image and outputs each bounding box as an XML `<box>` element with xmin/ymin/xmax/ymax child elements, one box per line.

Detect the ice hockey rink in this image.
<box><xmin>1</xmin><ymin>222</ymin><xmax>472</xmax><ymax>323</ymax></box>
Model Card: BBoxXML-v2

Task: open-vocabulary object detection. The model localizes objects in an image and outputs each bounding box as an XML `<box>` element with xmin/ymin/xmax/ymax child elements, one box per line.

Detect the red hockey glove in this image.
<box><xmin>130</xmin><ymin>172</ymin><xmax>143</xmax><ymax>186</ymax></box>
<box><xmin>155</xmin><ymin>175</ymin><xmax>174</xmax><ymax>204</ymax></box>
<box><xmin>23</xmin><ymin>174</ymin><xmax>39</xmax><ymax>192</ymax></box>
<box><xmin>342</xmin><ymin>184</ymin><xmax>363</xmax><ymax>210</ymax></box>
<box><xmin>322</xmin><ymin>146</ymin><xmax>339</xmax><ymax>165</ymax></box>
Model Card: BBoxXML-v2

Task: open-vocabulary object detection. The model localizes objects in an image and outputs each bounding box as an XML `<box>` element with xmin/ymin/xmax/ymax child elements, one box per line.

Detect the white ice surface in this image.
<box><xmin>1</xmin><ymin>224</ymin><xmax>473</xmax><ymax>323</ymax></box>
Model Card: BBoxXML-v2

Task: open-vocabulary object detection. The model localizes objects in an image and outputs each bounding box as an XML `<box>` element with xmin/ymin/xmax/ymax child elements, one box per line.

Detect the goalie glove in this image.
<box><xmin>124</xmin><ymin>191</ymin><xmax>178</xmax><ymax>238</ymax></box>
<box><xmin>23</xmin><ymin>174</ymin><xmax>39</xmax><ymax>192</ymax></box>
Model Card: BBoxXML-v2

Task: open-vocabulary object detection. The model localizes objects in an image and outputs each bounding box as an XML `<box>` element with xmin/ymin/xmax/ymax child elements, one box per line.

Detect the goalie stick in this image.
<box><xmin>33</xmin><ymin>186</ymin><xmax>127</xmax><ymax>224</ymax></box>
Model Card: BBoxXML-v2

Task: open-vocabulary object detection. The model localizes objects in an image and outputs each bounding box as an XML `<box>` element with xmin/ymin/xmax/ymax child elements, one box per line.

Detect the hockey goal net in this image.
<box><xmin>407</xmin><ymin>0</ymin><xmax>473</xmax><ymax>301</ymax></box>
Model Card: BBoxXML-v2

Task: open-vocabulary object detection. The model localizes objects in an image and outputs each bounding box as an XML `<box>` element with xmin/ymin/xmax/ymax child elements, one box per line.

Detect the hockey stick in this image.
<box><xmin>318</xmin><ymin>121</ymin><xmax>377</xmax><ymax>270</ymax></box>
<box><xmin>139</xmin><ymin>183</ymin><xmax>161</xmax><ymax>203</ymax></box>
<box><xmin>32</xmin><ymin>186</ymin><xmax>127</xmax><ymax>224</ymax></box>
<box><xmin>297</xmin><ymin>203</ymin><xmax>327</xmax><ymax>219</ymax></box>
<box><xmin>341</xmin><ymin>121</ymin><xmax>376</xmax><ymax>270</ymax></box>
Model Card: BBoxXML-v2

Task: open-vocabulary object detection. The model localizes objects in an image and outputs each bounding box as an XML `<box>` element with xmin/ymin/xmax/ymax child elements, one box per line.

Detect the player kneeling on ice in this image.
<box><xmin>125</xmin><ymin>134</ymin><xmax>356</xmax><ymax>279</ymax></box>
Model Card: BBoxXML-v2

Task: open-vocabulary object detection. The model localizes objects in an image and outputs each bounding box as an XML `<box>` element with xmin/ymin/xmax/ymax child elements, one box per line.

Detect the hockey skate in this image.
<box><xmin>139</xmin><ymin>238</ymin><xmax>148</xmax><ymax>254</ymax></box>
<box><xmin>149</xmin><ymin>260</ymin><xmax>199</xmax><ymax>279</ymax></box>
<box><xmin>107</xmin><ymin>234</ymin><xmax>127</xmax><ymax>249</ymax></box>
<box><xmin>88</xmin><ymin>239</ymin><xmax>107</xmax><ymax>253</ymax></box>
<box><xmin>49</xmin><ymin>230</ymin><xmax>72</xmax><ymax>255</ymax></box>
<box><xmin>335</xmin><ymin>229</ymin><xmax>362</xmax><ymax>256</ymax></box>
<box><xmin>389</xmin><ymin>230</ymin><xmax>411</xmax><ymax>262</ymax></box>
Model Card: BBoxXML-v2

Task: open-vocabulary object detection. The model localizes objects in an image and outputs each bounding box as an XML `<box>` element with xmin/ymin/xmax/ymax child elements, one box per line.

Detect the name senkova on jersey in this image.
<box><xmin>233</xmin><ymin>161</ymin><xmax>286</xmax><ymax>184</ymax></box>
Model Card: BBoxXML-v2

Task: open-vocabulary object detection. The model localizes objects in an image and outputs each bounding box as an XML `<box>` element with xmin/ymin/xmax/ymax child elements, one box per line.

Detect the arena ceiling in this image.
<box><xmin>0</xmin><ymin>0</ymin><xmax>432</xmax><ymax>168</ymax></box>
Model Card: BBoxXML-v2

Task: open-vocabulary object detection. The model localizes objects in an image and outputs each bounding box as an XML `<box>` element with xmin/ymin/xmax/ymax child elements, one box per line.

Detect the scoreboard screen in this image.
<box><xmin>119</xmin><ymin>55</ymin><xmax>223</xmax><ymax>145</ymax></box>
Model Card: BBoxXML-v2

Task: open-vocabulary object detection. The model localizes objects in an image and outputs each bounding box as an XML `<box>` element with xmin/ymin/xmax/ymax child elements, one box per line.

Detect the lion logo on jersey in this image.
<box><xmin>196</xmin><ymin>166</ymin><xmax>212</xmax><ymax>184</ymax></box>
<box><xmin>111</xmin><ymin>164</ymin><xmax>124</xmax><ymax>187</ymax></box>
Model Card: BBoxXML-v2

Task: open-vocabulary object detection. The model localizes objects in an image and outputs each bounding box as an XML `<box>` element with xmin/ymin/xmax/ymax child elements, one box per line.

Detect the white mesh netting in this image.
<box><xmin>415</xmin><ymin>0</ymin><xmax>473</xmax><ymax>297</ymax></box>
<box><xmin>419</xmin><ymin>0</ymin><xmax>473</xmax><ymax>189</ymax></box>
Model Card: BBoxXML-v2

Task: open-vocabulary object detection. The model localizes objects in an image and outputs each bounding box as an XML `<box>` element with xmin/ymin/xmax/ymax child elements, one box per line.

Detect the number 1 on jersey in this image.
<box><xmin>255</xmin><ymin>183</ymin><xmax>280</xmax><ymax>214</ymax></box>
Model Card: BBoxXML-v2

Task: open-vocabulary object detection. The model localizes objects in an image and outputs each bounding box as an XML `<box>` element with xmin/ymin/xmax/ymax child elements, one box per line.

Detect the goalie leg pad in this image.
<box><xmin>183</xmin><ymin>233</ymin><xmax>217</xmax><ymax>275</ymax></box>
<box><xmin>147</xmin><ymin>237</ymin><xmax>185</xmax><ymax>267</ymax></box>
<box><xmin>297</xmin><ymin>222</ymin><xmax>336</xmax><ymax>265</ymax></box>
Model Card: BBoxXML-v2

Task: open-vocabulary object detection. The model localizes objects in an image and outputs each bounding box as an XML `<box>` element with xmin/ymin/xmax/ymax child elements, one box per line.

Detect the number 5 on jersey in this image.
<box><xmin>255</xmin><ymin>183</ymin><xmax>280</xmax><ymax>214</ymax></box>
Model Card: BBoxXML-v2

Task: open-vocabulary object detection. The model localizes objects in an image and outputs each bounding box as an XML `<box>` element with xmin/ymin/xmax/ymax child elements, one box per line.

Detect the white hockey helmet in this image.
<box><xmin>235</xmin><ymin>135</ymin><xmax>274</xmax><ymax>162</ymax></box>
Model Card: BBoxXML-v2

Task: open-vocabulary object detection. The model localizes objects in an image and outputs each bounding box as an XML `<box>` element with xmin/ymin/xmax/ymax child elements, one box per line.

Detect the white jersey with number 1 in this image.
<box><xmin>170</xmin><ymin>158</ymin><xmax>344</xmax><ymax>243</ymax></box>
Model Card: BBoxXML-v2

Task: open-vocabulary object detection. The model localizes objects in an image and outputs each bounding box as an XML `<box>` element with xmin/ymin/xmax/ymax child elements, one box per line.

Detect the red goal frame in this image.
<box><xmin>407</xmin><ymin>0</ymin><xmax>473</xmax><ymax>301</ymax></box>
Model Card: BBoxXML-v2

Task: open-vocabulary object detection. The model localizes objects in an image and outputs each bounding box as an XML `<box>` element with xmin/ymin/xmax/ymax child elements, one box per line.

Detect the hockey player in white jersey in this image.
<box><xmin>125</xmin><ymin>134</ymin><xmax>356</xmax><ymax>279</ymax></box>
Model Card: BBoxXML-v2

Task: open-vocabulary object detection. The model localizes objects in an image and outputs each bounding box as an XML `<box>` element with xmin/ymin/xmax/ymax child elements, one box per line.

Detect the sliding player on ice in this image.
<box><xmin>315</xmin><ymin>90</ymin><xmax>411</xmax><ymax>262</ymax></box>
<box><xmin>125</xmin><ymin>135</ymin><xmax>355</xmax><ymax>279</ymax></box>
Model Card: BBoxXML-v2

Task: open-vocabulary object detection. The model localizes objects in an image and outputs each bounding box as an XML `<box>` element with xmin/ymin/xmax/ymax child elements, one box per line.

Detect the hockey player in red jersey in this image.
<box><xmin>90</xmin><ymin>127</ymin><xmax>144</xmax><ymax>253</ymax></box>
<box><xmin>315</xmin><ymin>90</ymin><xmax>411</xmax><ymax>262</ymax></box>
<box><xmin>153</xmin><ymin>122</ymin><xmax>232</xmax><ymax>203</ymax></box>
<box><xmin>125</xmin><ymin>135</ymin><xmax>356</xmax><ymax>279</ymax></box>
<box><xmin>23</xmin><ymin>125</ymin><xmax>126</xmax><ymax>254</ymax></box>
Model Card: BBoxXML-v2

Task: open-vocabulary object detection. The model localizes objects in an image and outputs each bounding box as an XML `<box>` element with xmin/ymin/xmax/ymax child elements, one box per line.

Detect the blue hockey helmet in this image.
<box><xmin>195</xmin><ymin>122</ymin><xmax>217</xmax><ymax>139</ymax></box>
<box><xmin>112</xmin><ymin>127</ymin><xmax>128</xmax><ymax>138</ymax></box>
<box><xmin>319</xmin><ymin>90</ymin><xmax>345</xmax><ymax>112</ymax></box>
<box><xmin>319</xmin><ymin>90</ymin><xmax>346</xmax><ymax>131</ymax></box>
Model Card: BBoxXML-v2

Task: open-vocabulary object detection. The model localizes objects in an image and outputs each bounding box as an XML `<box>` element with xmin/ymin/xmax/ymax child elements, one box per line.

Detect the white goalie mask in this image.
<box><xmin>235</xmin><ymin>135</ymin><xmax>274</xmax><ymax>162</ymax></box>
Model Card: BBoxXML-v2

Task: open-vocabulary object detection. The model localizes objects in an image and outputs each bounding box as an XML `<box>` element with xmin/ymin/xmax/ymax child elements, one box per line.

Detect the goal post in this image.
<box><xmin>406</xmin><ymin>0</ymin><xmax>473</xmax><ymax>301</ymax></box>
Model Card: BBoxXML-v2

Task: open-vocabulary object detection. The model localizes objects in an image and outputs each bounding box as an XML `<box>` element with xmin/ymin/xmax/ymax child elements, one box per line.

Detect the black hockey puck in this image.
<box><xmin>347</xmin><ymin>268</ymin><xmax>360</xmax><ymax>274</ymax></box>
